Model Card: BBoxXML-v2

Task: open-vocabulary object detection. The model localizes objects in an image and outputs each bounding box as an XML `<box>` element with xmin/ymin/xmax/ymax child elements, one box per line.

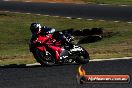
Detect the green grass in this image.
<box><xmin>12</xmin><ymin>0</ymin><xmax>132</xmax><ymax>5</ymax></box>
<box><xmin>0</xmin><ymin>11</ymin><xmax>132</xmax><ymax>65</ymax></box>
<box><xmin>74</xmin><ymin>0</ymin><xmax>132</xmax><ymax>5</ymax></box>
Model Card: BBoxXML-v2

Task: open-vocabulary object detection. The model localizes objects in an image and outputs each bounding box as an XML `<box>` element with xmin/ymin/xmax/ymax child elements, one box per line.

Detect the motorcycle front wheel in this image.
<box><xmin>75</xmin><ymin>48</ymin><xmax>90</xmax><ymax>64</ymax></box>
<box><xmin>33</xmin><ymin>49</ymin><xmax>56</xmax><ymax>66</ymax></box>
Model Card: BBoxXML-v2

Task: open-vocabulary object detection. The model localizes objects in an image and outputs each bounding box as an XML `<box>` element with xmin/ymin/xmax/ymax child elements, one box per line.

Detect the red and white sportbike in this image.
<box><xmin>29</xmin><ymin>31</ymin><xmax>90</xmax><ymax>66</ymax></box>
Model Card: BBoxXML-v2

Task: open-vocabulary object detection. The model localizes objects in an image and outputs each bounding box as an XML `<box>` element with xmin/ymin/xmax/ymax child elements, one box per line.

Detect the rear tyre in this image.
<box><xmin>33</xmin><ymin>49</ymin><xmax>56</xmax><ymax>66</ymax></box>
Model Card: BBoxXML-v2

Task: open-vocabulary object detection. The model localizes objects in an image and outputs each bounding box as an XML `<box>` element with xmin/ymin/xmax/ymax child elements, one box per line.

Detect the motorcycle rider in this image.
<box><xmin>29</xmin><ymin>22</ymin><xmax>70</xmax><ymax>62</ymax></box>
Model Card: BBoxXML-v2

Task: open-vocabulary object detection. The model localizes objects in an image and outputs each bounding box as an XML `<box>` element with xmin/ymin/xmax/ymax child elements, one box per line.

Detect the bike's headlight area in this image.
<box><xmin>70</xmin><ymin>45</ymin><xmax>83</xmax><ymax>52</ymax></box>
<box><xmin>37</xmin><ymin>40</ymin><xmax>42</xmax><ymax>43</ymax></box>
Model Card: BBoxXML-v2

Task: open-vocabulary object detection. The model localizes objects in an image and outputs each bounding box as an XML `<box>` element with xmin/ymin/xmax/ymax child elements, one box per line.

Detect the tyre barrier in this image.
<box><xmin>72</xmin><ymin>28</ymin><xmax>103</xmax><ymax>36</ymax></box>
<box><xmin>72</xmin><ymin>28</ymin><xmax>103</xmax><ymax>44</ymax></box>
<box><xmin>78</xmin><ymin>35</ymin><xmax>102</xmax><ymax>44</ymax></box>
<box><xmin>62</xmin><ymin>28</ymin><xmax>117</xmax><ymax>44</ymax></box>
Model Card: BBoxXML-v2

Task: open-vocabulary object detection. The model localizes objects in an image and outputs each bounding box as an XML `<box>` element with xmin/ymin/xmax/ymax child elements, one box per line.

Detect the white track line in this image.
<box><xmin>2</xmin><ymin>0</ymin><xmax>131</xmax><ymax>7</ymax></box>
<box><xmin>26</xmin><ymin>57</ymin><xmax>132</xmax><ymax>66</ymax></box>
<box><xmin>120</xmin><ymin>5</ymin><xmax>128</xmax><ymax>7</ymax></box>
<box><xmin>13</xmin><ymin>12</ymin><xmax>21</xmax><ymax>14</ymax></box>
<box><xmin>3</xmin><ymin>0</ymin><xmax>9</xmax><ymax>1</ymax></box>
<box><xmin>1</xmin><ymin>11</ymin><xmax>132</xmax><ymax>25</ymax></box>
<box><xmin>76</xmin><ymin>18</ymin><xmax>82</xmax><ymax>20</ymax></box>
<box><xmin>44</xmin><ymin>15</ymin><xmax>50</xmax><ymax>16</ymax></box>
<box><xmin>65</xmin><ymin>17</ymin><xmax>72</xmax><ymax>19</ymax></box>
<box><xmin>2</xmin><ymin>11</ymin><xmax>10</xmax><ymax>12</ymax></box>
<box><xmin>36</xmin><ymin>14</ymin><xmax>41</xmax><ymax>15</ymax></box>
<box><xmin>127</xmin><ymin>22</ymin><xmax>132</xmax><ymax>24</ymax></box>
<box><xmin>99</xmin><ymin>4</ymin><xmax>110</xmax><ymax>6</ymax></box>
<box><xmin>26</xmin><ymin>63</ymin><xmax>41</xmax><ymax>66</ymax></box>
<box><xmin>53</xmin><ymin>16</ymin><xmax>60</xmax><ymax>17</ymax></box>
<box><xmin>87</xmin><ymin>19</ymin><xmax>93</xmax><ymax>21</ymax></box>
<box><xmin>113</xmin><ymin>21</ymin><xmax>120</xmax><ymax>22</ymax></box>
<box><xmin>99</xmin><ymin>19</ymin><xmax>105</xmax><ymax>21</ymax></box>
<box><xmin>90</xmin><ymin>57</ymin><xmax>132</xmax><ymax>62</ymax></box>
<box><xmin>24</xmin><ymin>1</ymin><xmax>32</xmax><ymax>2</ymax></box>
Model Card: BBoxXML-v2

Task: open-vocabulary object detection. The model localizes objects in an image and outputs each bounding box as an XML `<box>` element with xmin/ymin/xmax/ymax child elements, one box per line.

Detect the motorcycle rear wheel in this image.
<box><xmin>33</xmin><ymin>49</ymin><xmax>56</xmax><ymax>66</ymax></box>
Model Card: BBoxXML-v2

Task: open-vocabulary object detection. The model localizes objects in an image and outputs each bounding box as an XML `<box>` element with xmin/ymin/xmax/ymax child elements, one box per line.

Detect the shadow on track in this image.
<box><xmin>0</xmin><ymin>64</ymin><xmax>41</xmax><ymax>68</ymax></box>
<box><xmin>0</xmin><ymin>63</ymin><xmax>81</xmax><ymax>68</ymax></box>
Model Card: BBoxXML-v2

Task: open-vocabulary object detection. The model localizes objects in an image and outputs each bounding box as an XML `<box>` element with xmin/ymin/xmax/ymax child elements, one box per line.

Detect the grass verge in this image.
<box><xmin>0</xmin><ymin>11</ymin><xmax>132</xmax><ymax>65</ymax></box>
<box><xmin>12</xmin><ymin>0</ymin><xmax>132</xmax><ymax>5</ymax></box>
<box><xmin>77</xmin><ymin>0</ymin><xmax>132</xmax><ymax>5</ymax></box>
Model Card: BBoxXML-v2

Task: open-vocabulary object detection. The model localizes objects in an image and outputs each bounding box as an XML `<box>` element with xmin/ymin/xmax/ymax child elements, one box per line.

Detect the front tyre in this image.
<box><xmin>75</xmin><ymin>48</ymin><xmax>90</xmax><ymax>64</ymax></box>
<box><xmin>33</xmin><ymin>49</ymin><xmax>56</xmax><ymax>66</ymax></box>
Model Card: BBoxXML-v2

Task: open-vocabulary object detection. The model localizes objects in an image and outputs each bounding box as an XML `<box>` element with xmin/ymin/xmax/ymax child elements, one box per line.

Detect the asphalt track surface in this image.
<box><xmin>0</xmin><ymin>59</ymin><xmax>132</xmax><ymax>88</ymax></box>
<box><xmin>0</xmin><ymin>1</ymin><xmax>132</xmax><ymax>21</ymax></box>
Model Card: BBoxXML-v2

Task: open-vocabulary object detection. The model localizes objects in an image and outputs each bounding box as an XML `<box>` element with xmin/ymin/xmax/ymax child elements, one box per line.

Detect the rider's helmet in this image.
<box><xmin>30</xmin><ymin>23</ymin><xmax>42</xmax><ymax>35</ymax></box>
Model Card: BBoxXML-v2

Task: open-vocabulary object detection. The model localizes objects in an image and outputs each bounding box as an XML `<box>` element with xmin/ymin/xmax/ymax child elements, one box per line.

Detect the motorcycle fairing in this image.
<box><xmin>37</xmin><ymin>46</ymin><xmax>46</xmax><ymax>52</ymax></box>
